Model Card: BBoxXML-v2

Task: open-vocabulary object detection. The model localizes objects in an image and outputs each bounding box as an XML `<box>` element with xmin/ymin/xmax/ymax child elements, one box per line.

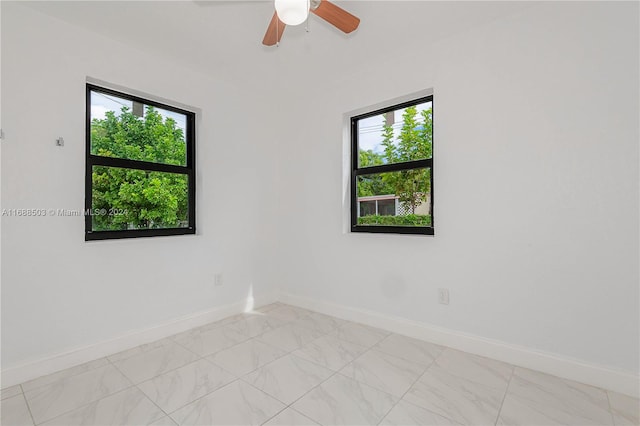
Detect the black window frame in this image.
<box><xmin>351</xmin><ymin>95</ymin><xmax>434</xmax><ymax>235</ymax></box>
<box><xmin>85</xmin><ymin>84</ymin><xmax>196</xmax><ymax>241</ymax></box>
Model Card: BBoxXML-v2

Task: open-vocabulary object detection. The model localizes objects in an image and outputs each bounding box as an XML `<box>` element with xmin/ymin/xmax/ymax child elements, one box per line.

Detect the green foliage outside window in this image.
<box><xmin>357</xmin><ymin>105</ymin><xmax>433</xmax><ymax>216</ymax></box>
<box><xmin>90</xmin><ymin>107</ymin><xmax>189</xmax><ymax>231</ymax></box>
<box><xmin>357</xmin><ymin>214</ymin><xmax>431</xmax><ymax>226</ymax></box>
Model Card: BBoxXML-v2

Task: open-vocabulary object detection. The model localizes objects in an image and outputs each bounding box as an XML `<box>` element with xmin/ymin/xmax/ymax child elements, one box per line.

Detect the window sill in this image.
<box><xmin>350</xmin><ymin>226</ymin><xmax>434</xmax><ymax>236</ymax></box>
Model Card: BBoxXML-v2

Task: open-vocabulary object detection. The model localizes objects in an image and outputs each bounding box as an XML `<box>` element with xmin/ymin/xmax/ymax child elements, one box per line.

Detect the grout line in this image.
<box><xmin>251</xmin><ymin>372</ymin><xmax>334</xmax><ymax>426</ymax></box>
<box><xmin>256</xmin><ymin>331</ymin><xmax>390</xmax><ymax>426</ymax></box>
<box><xmin>258</xmin><ymin>405</ymin><xmax>289</xmax><ymax>425</ymax></box>
<box><xmin>494</xmin><ymin>365</ymin><xmax>515</xmax><ymax>426</ymax></box>
<box><xmin>107</xmin><ymin>347</ymin><xmax>201</xmax><ymax>387</ymax></box>
<box><xmin>288</xmin><ymin>341</ymin><xmax>366</xmax><ymax>373</ymax></box>
<box><xmin>376</xmin><ymin>349</ymin><xmax>465</xmax><ymax>426</ymax></box>
<box><xmin>21</xmin><ymin>362</ymin><xmax>142</xmax><ymax>425</ymax></box>
<box><xmin>115</xmin><ymin>337</ymin><xmax>243</xmax><ymax>424</ymax></box>
<box><xmin>255</xmin><ymin>315</ymin><xmax>397</xmax><ymax>425</ymax></box>
<box><xmin>374</xmin><ymin>351</ymin><xmax>438</xmax><ymax>425</ymax></box>
<box><xmin>232</xmin><ymin>344</ymin><xmax>291</xmax><ymax>378</ymax></box>
<box><xmin>260</xmin><ymin>367</ymin><xmax>341</xmax><ymax>426</ymax></box>
<box><xmin>0</xmin><ymin>384</ymin><xmax>23</xmax><ymax>400</ymax></box>
<box><xmin>604</xmin><ymin>389</ymin><xmax>617</xmax><ymax>426</ymax></box>
<box><xmin>270</xmin><ymin>406</ymin><xmax>320</xmax><ymax>426</ymax></box>
<box><xmin>12</xmin><ymin>306</ymin><xmax>298</xmax><ymax>426</ymax></box>
<box><xmin>145</xmin><ymin>307</ymin><xmax>301</xmax><ymax>420</ymax></box>
<box><xmin>331</xmin><ymin>324</ymin><xmax>392</xmax><ymax>350</ymax></box>
<box><xmin>160</xmin><ymin>377</ymin><xmax>276</xmax><ymax>421</ymax></box>
<box><xmin>12</xmin><ymin>306</ymin><xmax>440</xmax><ymax>426</ymax></box>
<box><xmin>252</xmin><ymin>318</ymin><xmax>344</xmax><ymax>425</ymax></box>
<box><xmin>115</xmin><ymin>311</ymin><xmax>314</xmax><ymax>389</ymax></box>
<box><xmin>158</xmin><ymin>377</ymin><xmax>242</xmax><ymax>419</ymax></box>
<box><xmin>19</xmin><ymin>388</ymin><xmax>37</xmax><ymax>426</ymax></box>
<box><xmin>199</xmin><ymin>354</ymin><xmax>245</xmax><ymax>379</ymax></box>
<box><xmin>29</xmin><ymin>384</ymin><xmax>140</xmax><ymax>426</ymax></box>
<box><xmin>132</xmin><ymin>383</ymin><xmax>171</xmax><ymax>424</ymax></box>
<box><xmin>134</xmin><ymin>309</ymin><xmax>333</xmax><ymax>423</ymax></box>
<box><xmin>18</xmin><ymin>357</ymin><xmax>110</xmax><ymax>395</ymax></box>
<box><xmin>105</xmin><ymin>357</ymin><xmax>171</xmax><ymax>423</ymax></box>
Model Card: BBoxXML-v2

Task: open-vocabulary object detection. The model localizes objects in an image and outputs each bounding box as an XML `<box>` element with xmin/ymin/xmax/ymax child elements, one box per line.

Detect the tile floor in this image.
<box><xmin>1</xmin><ymin>303</ymin><xmax>638</xmax><ymax>425</ymax></box>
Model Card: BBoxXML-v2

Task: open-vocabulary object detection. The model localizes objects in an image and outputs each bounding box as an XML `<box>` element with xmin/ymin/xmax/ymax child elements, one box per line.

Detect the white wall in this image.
<box><xmin>1</xmin><ymin>0</ymin><xmax>638</xmax><ymax>388</ymax></box>
<box><xmin>0</xmin><ymin>3</ymin><xmax>280</xmax><ymax>369</ymax></box>
<box><xmin>276</xmin><ymin>1</ymin><xmax>639</xmax><ymax>375</ymax></box>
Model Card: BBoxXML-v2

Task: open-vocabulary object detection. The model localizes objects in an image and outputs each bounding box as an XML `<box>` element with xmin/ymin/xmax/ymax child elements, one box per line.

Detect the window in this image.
<box><xmin>85</xmin><ymin>84</ymin><xmax>196</xmax><ymax>240</ymax></box>
<box><xmin>351</xmin><ymin>95</ymin><xmax>433</xmax><ymax>235</ymax></box>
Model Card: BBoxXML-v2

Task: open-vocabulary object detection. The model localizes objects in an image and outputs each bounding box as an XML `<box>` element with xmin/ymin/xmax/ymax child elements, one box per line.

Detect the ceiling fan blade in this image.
<box><xmin>262</xmin><ymin>12</ymin><xmax>286</xmax><ymax>46</ymax></box>
<box><xmin>311</xmin><ymin>0</ymin><xmax>360</xmax><ymax>34</ymax></box>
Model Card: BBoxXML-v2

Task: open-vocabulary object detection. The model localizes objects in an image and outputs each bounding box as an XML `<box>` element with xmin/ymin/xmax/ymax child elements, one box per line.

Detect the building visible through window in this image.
<box><xmin>351</xmin><ymin>95</ymin><xmax>433</xmax><ymax>234</ymax></box>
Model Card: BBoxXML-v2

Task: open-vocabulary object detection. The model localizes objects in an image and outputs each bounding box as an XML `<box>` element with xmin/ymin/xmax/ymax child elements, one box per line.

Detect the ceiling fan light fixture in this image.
<box><xmin>274</xmin><ymin>0</ymin><xmax>310</xmax><ymax>26</ymax></box>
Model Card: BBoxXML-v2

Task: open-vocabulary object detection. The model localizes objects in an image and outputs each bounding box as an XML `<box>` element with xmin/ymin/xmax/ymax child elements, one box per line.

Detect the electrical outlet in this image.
<box><xmin>438</xmin><ymin>288</ymin><xmax>449</xmax><ymax>305</ymax></box>
<box><xmin>214</xmin><ymin>273</ymin><xmax>223</xmax><ymax>287</ymax></box>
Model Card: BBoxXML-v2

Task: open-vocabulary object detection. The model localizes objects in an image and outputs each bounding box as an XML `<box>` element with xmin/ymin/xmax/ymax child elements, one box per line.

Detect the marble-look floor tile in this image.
<box><xmin>265</xmin><ymin>305</ymin><xmax>313</xmax><ymax>322</ymax></box>
<box><xmin>292</xmin><ymin>373</ymin><xmax>397</xmax><ymax>426</ymax></box>
<box><xmin>14</xmin><ymin>307</ymin><xmax>631</xmax><ymax>426</ymax></box>
<box><xmin>170</xmin><ymin>380</ymin><xmax>285</xmax><ymax>425</ymax></box>
<box><xmin>608</xmin><ymin>391</ymin><xmax>640</xmax><ymax>425</ymax></box>
<box><xmin>380</xmin><ymin>400</ymin><xmax>459</xmax><ymax>426</ymax></box>
<box><xmin>24</xmin><ymin>364</ymin><xmax>131</xmax><ymax>424</ymax></box>
<box><xmin>243</xmin><ymin>354</ymin><xmax>333</xmax><ymax>404</ymax></box>
<box><xmin>498</xmin><ymin>367</ymin><xmax>613</xmax><ymax>426</ymax></box>
<box><xmin>434</xmin><ymin>348</ymin><xmax>512</xmax><ymax>390</ymax></box>
<box><xmin>215</xmin><ymin>312</ymin><xmax>264</xmax><ymax>326</ymax></box>
<box><xmin>21</xmin><ymin>358</ymin><xmax>109</xmax><ymax>393</ymax></box>
<box><xmin>331</xmin><ymin>322</ymin><xmax>390</xmax><ymax>348</ymax></box>
<box><xmin>226</xmin><ymin>315</ymin><xmax>288</xmax><ymax>338</ymax></box>
<box><xmin>404</xmin><ymin>364</ymin><xmax>505</xmax><ymax>425</ymax></box>
<box><xmin>208</xmin><ymin>339</ymin><xmax>286</xmax><ymax>376</ymax></box>
<box><xmin>137</xmin><ymin>358</ymin><xmax>236</xmax><ymax>413</ymax></box>
<box><xmin>108</xmin><ymin>338</ymin><xmax>175</xmax><ymax>363</ymax></box>
<box><xmin>212</xmin><ymin>311</ymin><xmax>286</xmax><ymax>328</ymax></box>
<box><xmin>172</xmin><ymin>325</ymin><xmax>249</xmax><ymax>357</ymax></box>
<box><xmin>293</xmin><ymin>335</ymin><xmax>367</xmax><ymax>371</ymax></box>
<box><xmin>40</xmin><ymin>386</ymin><xmax>164</xmax><ymax>426</ymax></box>
<box><xmin>498</xmin><ymin>392</ymin><xmax>612</xmax><ymax>426</ymax></box>
<box><xmin>255</xmin><ymin>303</ymin><xmax>284</xmax><ymax>313</ymax></box>
<box><xmin>1</xmin><ymin>385</ymin><xmax>22</xmax><ymax>400</ymax></box>
<box><xmin>263</xmin><ymin>407</ymin><xmax>320</xmax><ymax>425</ymax></box>
<box><xmin>207</xmin><ymin>313</ymin><xmax>248</xmax><ymax>327</ymax></box>
<box><xmin>256</xmin><ymin>323</ymin><xmax>324</xmax><ymax>352</ymax></box>
<box><xmin>112</xmin><ymin>341</ymin><xmax>199</xmax><ymax>384</ymax></box>
<box><xmin>375</xmin><ymin>334</ymin><xmax>443</xmax><ymax>367</ymax></box>
<box><xmin>341</xmin><ymin>349</ymin><xmax>426</xmax><ymax>397</ymax></box>
<box><xmin>293</xmin><ymin>312</ymin><xmax>346</xmax><ymax>334</ymax></box>
<box><xmin>1</xmin><ymin>394</ymin><xmax>34</xmax><ymax>426</ymax></box>
<box><xmin>149</xmin><ymin>416</ymin><xmax>178</xmax><ymax>426</ymax></box>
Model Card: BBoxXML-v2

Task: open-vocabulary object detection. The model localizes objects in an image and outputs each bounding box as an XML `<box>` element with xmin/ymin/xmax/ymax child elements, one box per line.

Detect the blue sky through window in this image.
<box><xmin>358</xmin><ymin>100</ymin><xmax>432</xmax><ymax>155</ymax></box>
<box><xmin>90</xmin><ymin>91</ymin><xmax>187</xmax><ymax>139</ymax></box>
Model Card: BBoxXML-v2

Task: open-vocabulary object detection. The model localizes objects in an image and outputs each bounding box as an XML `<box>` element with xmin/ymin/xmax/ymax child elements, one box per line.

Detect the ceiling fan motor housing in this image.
<box><xmin>263</xmin><ymin>0</ymin><xmax>360</xmax><ymax>46</ymax></box>
<box><xmin>274</xmin><ymin>0</ymin><xmax>311</xmax><ymax>26</ymax></box>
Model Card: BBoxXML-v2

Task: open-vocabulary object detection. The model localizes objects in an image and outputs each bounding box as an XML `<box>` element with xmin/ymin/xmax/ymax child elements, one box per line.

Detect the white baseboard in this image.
<box><xmin>281</xmin><ymin>292</ymin><xmax>640</xmax><ymax>398</ymax></box>
<box><xmin>1</xmin><ymin>293</ymin><xmax>277</xmax><ymax>387</ymax></box>
<box><xmin>4</xmin><ymin>291</ymin><xmax>637</xmax><ymax>398</ymax></box>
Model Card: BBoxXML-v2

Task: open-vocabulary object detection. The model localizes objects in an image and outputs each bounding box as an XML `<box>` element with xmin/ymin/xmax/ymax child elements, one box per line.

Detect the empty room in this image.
<box><xmin>1</xmin><ymin>1</ymin><xmax>638</xmax><ymax>425</ymax></box>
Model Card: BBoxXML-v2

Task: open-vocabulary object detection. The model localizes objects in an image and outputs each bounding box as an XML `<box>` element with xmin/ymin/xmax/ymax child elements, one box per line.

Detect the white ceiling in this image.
<box><xmin>23</xmin><ymin>1</ymin><xmax>536</xmax><ymax>88</ymax></box>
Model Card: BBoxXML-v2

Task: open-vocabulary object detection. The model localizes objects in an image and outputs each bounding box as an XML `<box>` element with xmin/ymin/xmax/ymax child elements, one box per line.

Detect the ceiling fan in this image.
<box><xmin>263</xmin><ymin>0</ymin><xmax>360</xmax><ymax>46</ymax></box>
